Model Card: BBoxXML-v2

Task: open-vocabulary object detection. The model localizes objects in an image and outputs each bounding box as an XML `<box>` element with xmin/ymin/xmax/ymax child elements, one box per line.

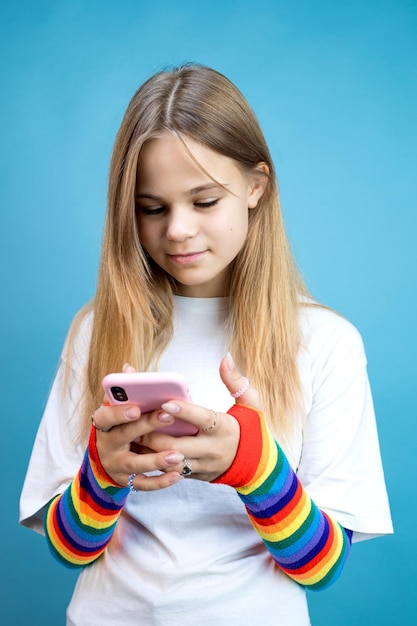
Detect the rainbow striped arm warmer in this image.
<box><xmin>213</xmin><ymin>404</ymin><xmax>353</xmax><ymax>590</ymax></box>
<box><xmin>44</xmin><ymin>427</ymin><xmax>129</xmax><ymax>568</ymax></box>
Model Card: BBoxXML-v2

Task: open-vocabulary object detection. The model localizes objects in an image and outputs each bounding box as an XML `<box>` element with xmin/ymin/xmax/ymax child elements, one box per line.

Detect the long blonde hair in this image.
<box><xmin>69</xmin><ymin>63</ymin><xmax>310</xmax><ymax>440</ymax></box>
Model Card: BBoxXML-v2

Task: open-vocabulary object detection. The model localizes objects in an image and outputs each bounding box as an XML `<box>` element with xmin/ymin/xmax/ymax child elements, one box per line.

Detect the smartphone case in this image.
<box><xmin>102</xmin><ymin>372</ymin><xmax>198</xmax><ymax>437</ymax></box>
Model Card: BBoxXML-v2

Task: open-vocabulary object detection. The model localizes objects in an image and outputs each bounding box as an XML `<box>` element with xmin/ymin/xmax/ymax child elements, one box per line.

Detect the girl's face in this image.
<box><xmin>135</xmin><ymin>132</ymin><xmax>266</xmax><ymax>298</ymax></box>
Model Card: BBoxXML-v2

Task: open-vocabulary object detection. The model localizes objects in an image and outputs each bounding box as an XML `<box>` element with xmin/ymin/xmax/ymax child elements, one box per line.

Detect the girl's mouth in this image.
<box><xmin>168</xmin><ymin>251</ymin><xmax>206</xmax><ymax>265</ymax></box>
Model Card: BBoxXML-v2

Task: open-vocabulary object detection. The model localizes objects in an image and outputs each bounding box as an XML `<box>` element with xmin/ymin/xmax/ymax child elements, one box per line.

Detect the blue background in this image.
<box><xmin>1</xmin><ymin>1</ymin><xmax>416</xmax><ymax>624</ymax></box>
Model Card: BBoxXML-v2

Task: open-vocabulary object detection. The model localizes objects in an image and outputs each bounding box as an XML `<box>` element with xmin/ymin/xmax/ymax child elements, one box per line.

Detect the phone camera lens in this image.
<box><xmin>110</xmin><ymin>386</ymin><xmax>128</xmax><ymax>402</ymax></box>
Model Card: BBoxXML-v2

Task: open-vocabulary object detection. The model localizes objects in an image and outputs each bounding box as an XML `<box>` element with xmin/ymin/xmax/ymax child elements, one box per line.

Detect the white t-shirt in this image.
<box><xmin>19</xmin><ymin>297</ymin><xmax>393</xmax><ymax>626</ymax></box>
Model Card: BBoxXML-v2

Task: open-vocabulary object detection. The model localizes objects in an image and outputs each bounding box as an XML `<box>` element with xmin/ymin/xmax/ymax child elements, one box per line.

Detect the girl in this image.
<box><xmin>20</xmin><ymin>64</ymin><xmax>393</xmax><ymax>626</ymax></box>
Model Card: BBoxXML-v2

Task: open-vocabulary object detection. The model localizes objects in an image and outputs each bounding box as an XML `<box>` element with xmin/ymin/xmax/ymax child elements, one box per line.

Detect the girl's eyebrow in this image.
<box><xmin>135</xmin><ymin>192</ymin><xmax>163</xmax><ymax>201</ymax></box>
<box><xmin>136</xmin><ymin>182</ymin><xmax>228</xmax><ymax>202</ymax></box>
<box><xmin>186</xmin><ymin>182</ymin><xmax>228</xmax><ymax>196</ymax></box>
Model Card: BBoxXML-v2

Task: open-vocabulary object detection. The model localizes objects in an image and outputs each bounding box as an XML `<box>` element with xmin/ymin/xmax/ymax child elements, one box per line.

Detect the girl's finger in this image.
<box><xmin>122</xmin><ymin>362</ymin><xmax>137</xmax><ymax>373</ymax></box>
<box><xmin>92</xmin><ymin>402</ymin><xmax>142</xmax><ymax>433</ymax></box>
<box><xmin>219</xmin><ymin>353</ymin><xmax>262</xmax><ymax>409</ymax></box>
<box><xmin>127</xmin><ymin>471</ymin><xmax>183</xmax><ymax>492</ymax></box>
<box><xmin>159</xmin><ymin>401</ymin><xmax>217</xmax><ymax>433</ymax></box>
<box><xmin>113</xmin><ymin>450</ymin><xmax>186</xmax><ymax>492</ymax></box>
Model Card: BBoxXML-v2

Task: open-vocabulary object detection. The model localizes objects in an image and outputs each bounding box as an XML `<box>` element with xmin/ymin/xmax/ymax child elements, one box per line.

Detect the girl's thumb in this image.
<box><xmin>219</xmin><ymin>353</ymin><xmax>262</xmax><ymax>409</ymax></box>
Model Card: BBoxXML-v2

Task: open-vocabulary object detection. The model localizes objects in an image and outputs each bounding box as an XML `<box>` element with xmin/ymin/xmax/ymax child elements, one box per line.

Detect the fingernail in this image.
<box><xmin>168</xmin><ymin>473</ymin><xmax>183</xmax><ymax>485</ymax></box>
<box><xmin>158</xmin><ymin>412</ymin><xmax>174</xmax><ymax>423</ymax></box>
<box><xmin>161</xmin><ymin>402</ymin><xmax>180</xmax><ymax>414</ymax></box>
<box><xmin>125</xmin><ymin>407</ymin><xmax>140</xmax><ymax>419</ymax></box>
<box><xmin>226</xmin><ymin>352</ymin><xmax>234</xmax><ymax>370</ymax></box>
<box><xmin>165</xmin><ymin>452</ymin><xmax>184</xmax><ymax>464</ymax></box>
<box><xmin>122</xmin><ymin>362</ymin><xmax>131</xmax><ymax>371</ymax></box>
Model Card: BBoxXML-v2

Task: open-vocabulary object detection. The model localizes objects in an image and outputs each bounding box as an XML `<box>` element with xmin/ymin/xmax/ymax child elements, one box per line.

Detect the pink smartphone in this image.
<box><xmin>102</xmin><ymin>372</ymin><xmax>198</xmax><ymax>437</ymax></box>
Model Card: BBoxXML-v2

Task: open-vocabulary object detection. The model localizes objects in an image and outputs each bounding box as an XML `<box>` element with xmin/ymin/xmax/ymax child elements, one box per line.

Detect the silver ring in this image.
<box><xmin>181</xmin><ymin>458</ymin><xmax>192</xmax><ymax>477</ymax></box>
<box><xmin>202</xmin><ymin>410</ymin><xmax>217</xmax><ymax>432</ymax></box>
<box><xmin>127</xmin><ymin>473</ymin><xmax>138</xmax><ymax>493</ymax></box>
<box><xmin>230</xmin><ymin>377</ymin><xmax>250</xmax><ymax>399</ymax></box>
<box><xmin>91</xmin><ymin>406</ymin><xmax>113</xmax><ymax>432</ymax></box>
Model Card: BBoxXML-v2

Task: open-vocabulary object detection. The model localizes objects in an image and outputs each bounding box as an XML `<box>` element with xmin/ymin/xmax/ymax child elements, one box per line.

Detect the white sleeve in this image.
<box><xmin>19</xmin><ymin>314</ymin><xmax>92</xmax><ymax>535</ymax></box>
<box><xmin>297</xmin><ymin>309</ymin><xmax>393</xmax><ymax>543</ymax></box>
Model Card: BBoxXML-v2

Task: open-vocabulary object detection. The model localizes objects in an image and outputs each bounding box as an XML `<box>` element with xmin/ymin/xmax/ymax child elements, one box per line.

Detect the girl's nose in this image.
<box><xmin>166</xmin><ymin>207</ymin><xmax>197</xmax><ymax>242</ymax></box>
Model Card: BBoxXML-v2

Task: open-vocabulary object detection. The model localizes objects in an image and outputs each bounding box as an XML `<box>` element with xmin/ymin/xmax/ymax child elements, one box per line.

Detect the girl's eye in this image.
<box><xmin>194</xmin><ymin>199</ymin><xmax>219</xmax><ymax>209</ymax></box>
<box><xmin>140</xmin><ymin>206</ymin><xmax>165</xmax><ymax>216</ymax></box>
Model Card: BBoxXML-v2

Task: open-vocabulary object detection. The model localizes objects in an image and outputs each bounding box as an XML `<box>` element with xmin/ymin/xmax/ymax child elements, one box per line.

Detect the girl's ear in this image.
<box><xmin>248</xmin><ymin>162</ymin><xmax>270</xmax><ymax>209</ymax></box>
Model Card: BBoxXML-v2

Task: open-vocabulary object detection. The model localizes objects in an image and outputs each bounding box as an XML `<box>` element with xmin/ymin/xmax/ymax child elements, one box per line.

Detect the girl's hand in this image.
<box><xmin>92</xmin><ymin>364</ymin><xmax>186</xmax><ymax>491</ymax></box>
<box><xmin>140</xmin><ymin>355</ymin><xmax>262</xmax><ymax>482</ymax></box>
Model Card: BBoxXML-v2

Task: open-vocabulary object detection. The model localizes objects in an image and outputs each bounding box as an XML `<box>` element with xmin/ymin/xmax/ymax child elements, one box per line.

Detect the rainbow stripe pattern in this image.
<box><xmin>45</xmin><ymin>427</ymin><xmax>129</xmax><ymax>568</ymax></box>
<box><xmin>213</xmin><ymin>404</ymin><xmax>352</xmax><ymax>590</ymax></box>
<box><xmin>45</xmin><ymin>406</ymin><xmax>351</xmax><ymax>583</ymax></box>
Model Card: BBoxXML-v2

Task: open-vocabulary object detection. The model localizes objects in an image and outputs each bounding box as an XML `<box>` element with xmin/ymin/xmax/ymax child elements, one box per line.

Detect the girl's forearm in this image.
<box><xmin>213</xmin><ymin>404</ymin><xmax>352</xmax><ymax>590</ymax></box>
<box><xmin>45</xmin><ymin>427</ymin><xmax>129</xmax><ymax>568</ymax></box>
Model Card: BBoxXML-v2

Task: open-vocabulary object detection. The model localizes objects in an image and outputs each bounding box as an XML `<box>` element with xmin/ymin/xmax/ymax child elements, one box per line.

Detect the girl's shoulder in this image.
<box><xmin>298</xmin><ymin>301</ymin><xmax>367</xmax><ymax>369</ymax></box>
